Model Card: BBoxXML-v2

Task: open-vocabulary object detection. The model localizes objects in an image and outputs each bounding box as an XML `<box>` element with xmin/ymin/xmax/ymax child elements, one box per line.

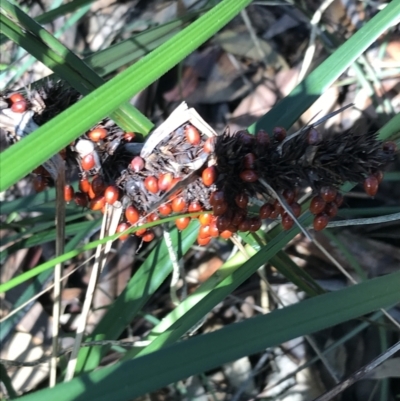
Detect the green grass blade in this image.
<box><xmin>16</xmin><ymin>271</ymin><xmax>400</xmax><ymax>401</ymax></box>
<box><xmin>248</xmin><ymin>0</ymin><xmax>400</xmax><ymax>134</ymax></box>
<box><xmin>0</xmin><ymin>0</ymin><xmax>253</xmax><ymax>192</ymax></box>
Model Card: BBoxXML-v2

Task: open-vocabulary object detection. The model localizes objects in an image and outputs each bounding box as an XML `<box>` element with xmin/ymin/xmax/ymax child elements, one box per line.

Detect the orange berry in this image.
<box><xmin>135</xmin><ymin>224</ymin><xmax>147</xmax><ymax>236</ymax></box>
<box><xmin>240</xmin><ymin>170</ymin><xmax>258</xmax><ymax>182</ymax></box>
<box><xmin>203</xmin><ymin>137</ymin><xmax>216</xmax><ymax>153</ymax></box>
<box><xmin>188</xmin><ymin>201</ymin><xmax>202</xmax><ymax>214</ymax></box>
<box><xmin>176</xmin><ymin>217</ymin><xmax>190</xmax><ymax>230</ymax></box>
<box><xmin>185</xmin><ymin>125</ymin><xmax>201</xmax><ymax>145</ymax></box>
<box><xmin>89</xmin><ymin>196</ymin><xmax>105</xmax><ymax>211</ymax></box>
<box><xmin>11</xmin><ymin>100</ymin><xmax>27</xmax><ymax>113</ymax></box>
<box><xmin>220</xmin><ymin>230</ymin><xmax>232</xmax><ymax>239</ymax></box>
<box><xmin>9</xmin><ymin>93</ymin><xmax>25</xmax><ymax>103</ymax></box>
<box><xmin>310</xmin><ymin>196</ymin><xmax>326</xmax><ymax>215</ymax></box>
<box><xmin>202</xmin><ymin>166</ymin><xmax>217</xmax><ymax>186</ymax></box>
<box><xmin>235</xmin><ymin>193</ymin><xmax>249</xmax><ymax>209</ymax></box>
<box><xmin>320</xmin><ymin>186</ymin><xmax>337</xmax><ymax>203</ymax></box>
<box><xmin>171</xmin><ymin>196</ymin><xmax>187</xmax><ymax>213</ymax></box>
<box><xmin>130</xmin><ymin>156</ymin><xmax>144</xmax><ymax>172</ymax></box>
<box><xmin>209</xmin><ymin>221</ymin><xmax>219</xmax><ymax>237</ymax></box>
<box><xmin>64</xmin><ymin>185</ymin><xmax>74</xmax><ymax>203</ymax></box>
<box><xmin>147</xmin><ymin>213</ymin><xmax>160</xmax><ymax>223</ymax></box>
<box><xmin>104</xmin><ymin>185</ymin><xmax>119</xmax><ymax>205</ymax></box>
<box><xmin>81</xmin><ymin>153</ymin><xmax>95</xmax><ymax>170</ymax></box>
<box><xmin>88</xmin><ymin>185</ymin><xmax>96</xmax><ymax>200</ymax></box>
<box><xmin>88</xmin><ymin>127</ymin><xmax>107</xmax><ymax>142</ymax></box>
<box><xmin>79</xmin><ymin>178</ymin><xmax>91</xmax><ymax>193</ymax></box>
<box><xmin>123</xmin><ymin>132</ymin><xmax>136</xmax><ymax>141</ymax></box>
<box><xmin>125</xmin><ymin>205</ymin><xmax>140</xmax><ymax>224</ymax></box>
<box><xmin>142</xmin><ymin>230</ymin><xmax>155</xmax><ymax>242</ymax></box>
<box><xmin>198</xmin><ymin>225</ymin><xmax>211</xmax><ymax>238</ymax></box>
<box><xmin>144</xmin><ymin>176</ymin><xmax>159</xmax><ymax>194</ymax></box>
<box><xmin>197</xmin><ymin>236</ymin><xmax>211</xmax><ymax>246</ymax></box>
<box><xmin>199</xmin><ymin>212</ymin><xmax>213</xmax><ymax>226</ymax></box>
<box><xmin>313</xmin><ymin>214</ymin><xmax>329</xmax><ymax>231</ymax></box>
<box><xmin>259</xmin><ymin>203</ymin><xmax>273</xmax><ymax>219</ymax></box>
<box><xmin>158</xmin><ymin>173</ymin><xmax>174</xmax><ymax>191</ymax></box>
<box><xmin>363</xmin><ymin>175</ymin><xmax>379</xmax><ymax>196</ymax></box>
<box><xmin>116</xmin><ymin>222</ymin><xmax>130</xmax><ymax>241</ymax></box>
<box><xmin>74</xmin><ymin>192</ymin><xmax>88</xmax><ymax>207</ymax></box>
<box><xmin>158</xmin><ymin>203</ymin><xmax>172</xmax><ymax>216</ymax></box>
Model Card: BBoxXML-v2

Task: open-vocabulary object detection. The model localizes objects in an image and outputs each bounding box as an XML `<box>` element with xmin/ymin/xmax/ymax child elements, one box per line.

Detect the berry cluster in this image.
<box><xmin>1</xmin><ymin>85</ymin><xmax>397</xmax><ymax>246</ymax></box>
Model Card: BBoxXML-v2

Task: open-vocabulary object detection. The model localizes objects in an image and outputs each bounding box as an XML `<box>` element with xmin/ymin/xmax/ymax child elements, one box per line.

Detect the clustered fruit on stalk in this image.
<box><xmin>2</xmin><ymin>88</ymin><xmax>397</xmax><ymax>246</ymax></box>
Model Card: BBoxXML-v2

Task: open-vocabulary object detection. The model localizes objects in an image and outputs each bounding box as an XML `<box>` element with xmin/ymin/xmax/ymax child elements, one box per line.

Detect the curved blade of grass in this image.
<box><xmin>16</xmin><ymin>271</ymin><xmax>400</xmax><ymax>401</ymax></box>
<box><xmin>74</xmin><ymin>220</ymin><xmax>200</xmax><ymax>374</ymax></box>
<box><xmin>0</xmin><ymin>221</ymin><xmax>99</xmax><ymax>343</ymax></box>
<box><xmin>0</xmin><ymin>1</ymin><xmax>152</xmax><ymax>133</ymax></box>
<box><xmin>248</xmin><ymin>0</ymin><xmax>400</xmax><ymax>134</ymax></box>
<box><xmin>0</xmin><ymin>0</ymin><xmax>253</xmax><ymax>192</ymax></box>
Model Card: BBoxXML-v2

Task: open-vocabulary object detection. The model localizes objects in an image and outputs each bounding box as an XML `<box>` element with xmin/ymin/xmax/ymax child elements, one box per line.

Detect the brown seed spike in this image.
<box><xmin>363</xmin><ymin>175</ymin><xmax>379</xmax><ymax>196</ymax></box>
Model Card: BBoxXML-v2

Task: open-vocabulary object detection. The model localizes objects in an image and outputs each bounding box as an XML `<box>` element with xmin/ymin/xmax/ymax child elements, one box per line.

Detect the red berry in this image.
<box><xmin>335</xmin><ymin>192</ymin><xmax>344</xmax><ymax>207</ymax></box>
<box><xmin>310</xmin><ymin>196</ymin><xmax>326</xmax><ymax>214</ymax></box>
<box><xmin>147</xmin><ymin>213</ymin><xmax>160</xmax><ymax>223</ymax></box>
<box><xmin>382</xmin><ymin>141</ymin><xmax>397</xmax><ymax>154</ymax></box>
<box><xmin>273</xmin><ymin>127</ymin><xmax>286</xmax><ymax>142</ymax></box>
<box><xmin>256</xmin><ymin>129</ymin><xmax>270</xmax><ymax>147</ymax></box>
<box><xmin>238</xmin><ymin>218</ymin><xmax>251</xmax><ymax>232</ymax></box>
<box><xmin>282</xmin><ymin>189</ymin><xmax>295</xmax><ymax>204</ymax></box>
<box><xmin>281</xmin><ymin>214</ymin><xmax>294</xmax><ymax>230</ymax></box>
<box><xmin>198</xmin><ymin>225</ymin><xmax>211</xmax><ymax>238</ymax></box>
<box><xmin>213</xmin><ymin>201</ymin><xmax>228</xmax><ymax>216</ymax></box>
<box><xmin>175</xmin><ymin>217</ymin><xmax>190</xmax><ymax>230</ymax></box>
<box><xmin>240</xmin><ymin>170</ymin><xmax>258</xmax><ymax>182</ymax></box>
<box><xmin>74</xmin><ymin>192</ymin><xmax>88</xmax><ymax>207</ymax></box>
<box><xmin>220</xmin><ymin>230</ymin><xmax>232</xmax><ymax>239</ymax></box>
<box><xmin>249</xmin><ymin>217</ymin><xmax>262</xmax><ymax>232</ymax></box>
<box><xmin>373</xmin><ymin>170</ymin><xmax>384</xmax><ymax>184</ymax></box>
<box><xmin>188</xmin><ymin>201</ymin><xmax>202</xmax><ymax>213</ymax></box>
<box><xmin>64</xmin><ymin>185</ymin><xmax>74</xmax><ymax>203</ymax></box>
<box><xmin>243</xmin><ymin>153</ymin><xmax>256</xmax><ymax>169</ymax></box>
<box><xmin>91</xmin><ymin>176</ymin><xmax>106</xmax><ymax>196</ymax></box>
<box><xmin>197</xmin><ymin>236</ymin><xmax>211</xmax><ymax>246</ymax></box>
<box><xmin>159</xmin><ymin>203</ymin><xmax>172</xmax><ymax>216</ymax></box>
<box><xmin>81</xmin><ymin>153</ymin><xmax>95</xmax><ymax>171</ymax></box>
<box><xmin>269</xmin><ymin>208</ymin><xmax>280</xmax><ymax>219</ymax></box>
<box><xmin>290</xmin><ymin>202</ymin><xmax>302</xmax><ymax>218</ymax></box>
<box><xmin>33</xmin><ymin>175</ymin><xmax>47</xmax><ymax>192</ymax></box>
<box><xmin>79</xmin><ymin>178</ymin><xmax>90</xmax><ymax>193</ymax></box>
<box><xmin>209</xmin><ymin>221</ymin><xmax>219</xmax><ymax>237</ymax></box>
<box><xmin>116</xmin><ymin>222</ymin><xmax>130</xmax><ymax>241</ymax></box>
<box><xmin>325</xmin><ymin>202</ymin><xmax>338</xmax><ymax>217</ymax></box>
<box><xmin>320</xmin><ymin>186</ymin><xmax>337</xmax><ymax>202</ymax></box>
<box><xmin>89</xmin><ymin>196</ymin><xmax>105</xmax><ymax>211</ymax></box>
<box><xmin>203</xmin><ymin>137</ymin><xmax>216</xmax><ymax>153</ymax></box>
<box><xmin>158</xmin><ymin>173</ymin><xmax>174</xmax><ymax>191</ymax></box>
<box><xmin>216</xmin><ymin>215</ymin><xmax>231</xmax><ymax>232</ymax></box>
<box><xmin>104</xmin><ymin>185</ymin><xmax>119</xmax><ymax>205</ymax></box>
<box><xmin>237</xmin><ymin>131</ymin><xmax>254</xmax><ymax>146</ymax></box>
<box><xmin>199</xmin><ymin>212</ymin><xmax>213</xmax><ymax>226</ymax></box>
<box><xmin>210</xmin><ymin>190</ymin><xmax>225</xmax><ymax>206</ymax></box>
<box><xmin>130</xmin><ymin>156</ymin><xmax>145</xmax><ymax>172</ymax></box>
<box><xmin>125</xmin><ymin>205</ymin><xmax>140</xmax><ymax>224</ymax></box>
<box><xmin>307</xmin><ymin>128</ymin><xmax>321</xmax><ymax>145</ymax></box>
<box><xmin>9</xmin><ymin>93</ymin><xmax>25</xmax><ymax>103</ymax></box>
<box><xmin>313</xmin><ymin>214</ymin><xmax>329</xmax><ymax>231</ymax></box>
<box><xmin>11</xmin><ymin>100</ymin><xmax>27</xmax><ymax>113</ymax></box>
<box><xmin>235</xmin><ymin>193</ymin><xmax>249</xmax><ymax>209</ymax></box>
<box><xmin>232</xmin><ymin>209</ymin><xmax>246</xmax><ymax>226</ymax></box>
<box><xmin>202</xmin><ymin>166</ymin><xmax>217</xmax><ymax>186</ymax></box>
<box><xmin>273</xmin><ymin>200</ymin><xmax>283</xmax><ymax>215</ymax></box>
<box><xmin>144</xmin><ymin>176</ymin><xmax>159</xmax><ymax>194</ymax></box>
<box><xmin>363</xmin><ymin>175</ymin><xmax>379</xmax><ymax>196</ymax></box>
<box><xmin>259</xmin><ymin>203</ymin><xmax>273</xmax><ymax>219</ymax></box>
<box><xmin>88</xmin><ymin>127</ymin><xmax>107</xmax><ymax>142</ymax></box>
<box><xmin>171</xmin><ymin>196</ymin><xmax>187</xmax><ymax>213</ymax></box>
<box><xmin>185</xmin><ymin>125</ymin><xmax>201</xmax><ymax>145</ymax></box>
<box><xmin>142</xmin><ymin>230</ymin><xmax>155</xmax><ymax>242</ymax></box>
